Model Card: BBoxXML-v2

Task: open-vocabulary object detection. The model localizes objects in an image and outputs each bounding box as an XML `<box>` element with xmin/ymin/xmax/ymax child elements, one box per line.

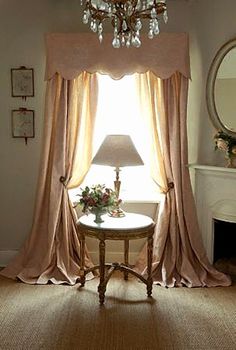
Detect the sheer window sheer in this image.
<box><xmin>72</xmin><ymin>73</ymin><xmax>160</xmax><ymax>203</ymax></box>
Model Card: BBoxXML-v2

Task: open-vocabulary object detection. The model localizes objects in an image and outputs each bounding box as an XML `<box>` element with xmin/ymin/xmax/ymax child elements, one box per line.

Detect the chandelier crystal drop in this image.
<box><xmin>81</xmin><ymin>0</ymin><xmax>168</xmax><ymax>48</ymax></box>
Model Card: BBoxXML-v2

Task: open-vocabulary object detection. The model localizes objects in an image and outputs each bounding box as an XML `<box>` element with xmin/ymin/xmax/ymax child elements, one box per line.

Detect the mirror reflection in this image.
<box><xmin>215</xmin><ymin>47</ymin><xmax>236</xmax><ymax>132</ymax></box>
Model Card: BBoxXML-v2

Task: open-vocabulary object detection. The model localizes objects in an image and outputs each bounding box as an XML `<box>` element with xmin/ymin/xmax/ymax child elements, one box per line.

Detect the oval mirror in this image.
<box><xmin>206</xmin><ymin>38</ymin><xmax>236</xmax><ymax>137</ymax></box>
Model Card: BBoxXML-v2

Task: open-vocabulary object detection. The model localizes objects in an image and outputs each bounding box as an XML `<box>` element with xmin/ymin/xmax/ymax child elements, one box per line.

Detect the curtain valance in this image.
<box><xmin>45</xmin><ymin>32</ymin><xmax>191</xmax><ymax>80</ymax></box>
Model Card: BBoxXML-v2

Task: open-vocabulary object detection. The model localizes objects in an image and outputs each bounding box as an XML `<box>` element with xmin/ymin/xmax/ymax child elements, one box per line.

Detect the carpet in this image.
<box><xmin>0</xmin><ymin>274</ymin><xmax>235</xmax><ymax>350</ymax></box>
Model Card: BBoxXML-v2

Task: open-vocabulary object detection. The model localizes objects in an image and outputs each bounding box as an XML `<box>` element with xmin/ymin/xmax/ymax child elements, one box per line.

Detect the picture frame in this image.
<box><xmin>12</xmin><ymin>108</ymin><xmax>35</xmax><ymax>144</ymax></box>
<box><xmin>11</xmin><ymin>66</ymin><xmax>34</xmax><ymax>98</ymax></box>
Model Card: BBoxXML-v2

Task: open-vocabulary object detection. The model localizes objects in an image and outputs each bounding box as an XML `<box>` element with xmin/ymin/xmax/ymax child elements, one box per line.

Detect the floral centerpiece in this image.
<box><xmin>77</xmin><ymin>184</ymin><xmax>120</xmax><ymax>223</ymax></box>
<box><xmin>214</xmin><ymin>130</ymin><xmax>236</xmax><ymax>167</ymax></box>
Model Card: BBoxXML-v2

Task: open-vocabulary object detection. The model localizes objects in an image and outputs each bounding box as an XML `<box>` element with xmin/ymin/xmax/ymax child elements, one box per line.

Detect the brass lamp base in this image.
<box><xmin>109</xmin><ymin>207</ymin><xmax>125</xmax><ymax>218</ymax></box>
<box><xmin>109</xmin><ymin>166</ymin><xmax>125</xmax><ymax>217</ymax></box>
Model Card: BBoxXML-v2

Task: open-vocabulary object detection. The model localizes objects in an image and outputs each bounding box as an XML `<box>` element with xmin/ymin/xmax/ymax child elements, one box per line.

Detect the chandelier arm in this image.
<box><xmin>135</xmin><ymin>6</ymin><xmax>166</xmax><ymax>18</ymax></box>
<box><xmin>114</xmin><ymin>3</ymin><xmax>127</xmax><ymax>34</ymax></box>
<box><xmin>127</xmin><ymin>15</ymin><xmax>137</xmax><ymax>33</ymax></box>
<box><xmin>87</xmin><ymin>5</ymin><xmax>111</xmax><ymax>22</ymax></box>
<box><xmin>154</xmin><ymin>2</ymin><xmax>167</xmax><ymax>14</ymax></box>
<box><xmin>127</xmin><ymin>0</ymin><xmax>138</xmax><ymax>33</ymax></box>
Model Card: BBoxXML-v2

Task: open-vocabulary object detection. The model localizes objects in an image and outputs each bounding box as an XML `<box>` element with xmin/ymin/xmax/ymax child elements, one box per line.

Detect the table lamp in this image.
<box><xmin>92</xmin><ymin>134</ymin><xmax>144</xmax><ymax>217</ymax></box>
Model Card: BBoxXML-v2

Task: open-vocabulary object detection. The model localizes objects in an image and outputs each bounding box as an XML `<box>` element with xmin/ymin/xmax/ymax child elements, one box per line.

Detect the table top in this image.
<box><xmin>78</xmin><ymin>212</ymin><xmax>154</xmax><ymax>231</ymax></box>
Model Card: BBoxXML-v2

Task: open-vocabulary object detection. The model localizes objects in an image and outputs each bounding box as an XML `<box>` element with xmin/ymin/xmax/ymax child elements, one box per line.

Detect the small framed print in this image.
<box><xmin>12</xmin><ymin>108</ymin><xmax>35</xmax><ymax>144</ymax></box>
<box><xmin>11</xmin><ymin>66</ymin><xmax>34</xmax><ymax>98</ymax></box>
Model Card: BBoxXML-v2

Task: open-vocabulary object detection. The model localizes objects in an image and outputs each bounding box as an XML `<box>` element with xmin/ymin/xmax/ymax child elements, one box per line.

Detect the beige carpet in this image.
<box><xmin>0</xmin><ymin>273</ymin><xmax>235</xmax><ymax>350</ymax></box>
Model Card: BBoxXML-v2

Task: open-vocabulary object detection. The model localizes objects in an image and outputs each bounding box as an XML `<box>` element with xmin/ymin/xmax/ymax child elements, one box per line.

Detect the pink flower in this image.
<box><xmin>216</xmin><ymin>139</ymin><xmax>228</xmax><ymax>151</ymax></box>
<box><xmin>102</xmin><ymin>193</ymin><xmax>109</xmax><ymax>204</ymax></box>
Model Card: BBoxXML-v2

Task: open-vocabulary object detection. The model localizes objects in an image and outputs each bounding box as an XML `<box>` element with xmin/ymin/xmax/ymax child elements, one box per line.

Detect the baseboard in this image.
<box><xmin>0</xmin><ymin>250</ymin><xmax>138</xmax><ymax>267</ymax></box>
<box><xmin>0</xmin><ymin>250</ymin><xmax>18</xmax><ymax>267</ymax></box>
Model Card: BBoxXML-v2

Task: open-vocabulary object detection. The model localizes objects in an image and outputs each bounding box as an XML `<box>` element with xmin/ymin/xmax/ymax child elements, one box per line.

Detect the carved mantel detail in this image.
<box><xmin>189</xmin><ymin>164</ymin><xmax>236</xmax><ymax>263</ymax></box>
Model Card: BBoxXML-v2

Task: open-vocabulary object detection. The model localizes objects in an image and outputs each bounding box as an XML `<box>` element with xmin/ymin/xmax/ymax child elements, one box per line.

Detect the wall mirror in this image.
<box><xmin>206</xmin><ymin>38</ymin><xmax>236</xmax><ymax>137</ymax></box>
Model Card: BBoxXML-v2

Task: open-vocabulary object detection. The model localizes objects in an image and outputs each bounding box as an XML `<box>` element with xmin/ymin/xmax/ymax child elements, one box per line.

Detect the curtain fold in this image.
<box><xmin>1</xmin><ymin>72</ymin><xmax>98</xmax><ymax>285</ymax></box>
<box><xmin>135</xmin><ymin>71</ymin><xmax>231</xmax><ymax>287</ymax></box>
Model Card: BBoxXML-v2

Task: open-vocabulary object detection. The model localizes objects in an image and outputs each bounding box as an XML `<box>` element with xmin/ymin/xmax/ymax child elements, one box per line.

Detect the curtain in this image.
<box><xmin>45</xmin><ymin>33</ymin><xmax>191</xmax><ymax>80</ymax></box>
<box><xmin>1</xmin><ymin>32</ymin><xmax>231</xmax><ymax>287</ymax></box>
<box><xmin>1</xmin><ymin>72</ymin><xmax>98</xmax><ymax>284</ymax></box>
<box><xmin>135</xmin><ymin>71</ymin><xmax>231</xmax><ymax>287</ymax></box>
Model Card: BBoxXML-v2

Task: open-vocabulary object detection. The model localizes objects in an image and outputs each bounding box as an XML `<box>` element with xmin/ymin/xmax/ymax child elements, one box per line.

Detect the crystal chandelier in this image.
<box><xmin>81</xmin><ymin>0</ymin><xmax>168</xmax><ymax>48</ymax></box>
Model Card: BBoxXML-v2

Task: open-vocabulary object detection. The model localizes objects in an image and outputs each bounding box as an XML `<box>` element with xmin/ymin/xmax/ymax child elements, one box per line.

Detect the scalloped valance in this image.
<box><xmin>45</xmin><ymin>32</ymin><xmax>191</xmax><ymax>81</ymax></box>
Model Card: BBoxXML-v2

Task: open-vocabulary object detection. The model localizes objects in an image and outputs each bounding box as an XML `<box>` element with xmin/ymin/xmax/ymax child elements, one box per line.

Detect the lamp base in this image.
<box><xmin>109</xmin><ymin>207</ymin><xmax>126</xmax><ymax>218</ymax></box>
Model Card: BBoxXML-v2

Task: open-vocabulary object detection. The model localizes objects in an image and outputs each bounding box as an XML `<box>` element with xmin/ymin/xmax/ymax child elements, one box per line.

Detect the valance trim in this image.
<box><xmin>45</xmin><ymin>32</ymin><xmax>191</xmax><ymax>81</ymax></box>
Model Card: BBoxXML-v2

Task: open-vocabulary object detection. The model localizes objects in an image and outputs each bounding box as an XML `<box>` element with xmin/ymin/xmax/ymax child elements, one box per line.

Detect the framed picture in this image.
<box><xmin>12</xmin><ymin>108</ymin><xmax>35</xmax><ymax>144</ymax></box>
<box><xmin>11</xmin><ymin>66</ymin><xmax>34</xmax><ymax>98</ymax></box>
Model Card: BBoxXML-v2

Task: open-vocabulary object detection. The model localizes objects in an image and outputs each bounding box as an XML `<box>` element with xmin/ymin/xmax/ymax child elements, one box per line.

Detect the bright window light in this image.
<box><xmin>79</xmin><ymin>73</ymin><xmax>160</xmax><ymax>202</ymax></box>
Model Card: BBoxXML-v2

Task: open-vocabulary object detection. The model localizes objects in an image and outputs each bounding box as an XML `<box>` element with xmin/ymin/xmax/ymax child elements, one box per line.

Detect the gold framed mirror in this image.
<box><xmin>206</xmin><ymin>38</ymin><xmax>236</xmax><ymax>137</ymax></box>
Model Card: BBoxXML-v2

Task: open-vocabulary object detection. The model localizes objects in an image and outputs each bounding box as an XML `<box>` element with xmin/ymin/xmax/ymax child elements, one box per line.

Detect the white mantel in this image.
<box><xmin>189</xmin><ymin>164</ymin><xmax>236</xmax><ymax>263</ymax></box>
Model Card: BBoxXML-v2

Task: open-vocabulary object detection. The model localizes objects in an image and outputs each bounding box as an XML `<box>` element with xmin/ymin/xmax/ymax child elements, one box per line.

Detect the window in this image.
<box><xmin>74</xmin><ymin>73</ymin><xmax>160</xmax><ymax>202</ymax></box>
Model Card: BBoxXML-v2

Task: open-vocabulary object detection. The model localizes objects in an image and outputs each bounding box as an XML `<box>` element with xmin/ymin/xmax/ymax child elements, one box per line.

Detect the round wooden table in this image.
<box><xmin>77</xmin><ymin>212</ymin><xmax>155</xmax><ymax>305</ymax></box>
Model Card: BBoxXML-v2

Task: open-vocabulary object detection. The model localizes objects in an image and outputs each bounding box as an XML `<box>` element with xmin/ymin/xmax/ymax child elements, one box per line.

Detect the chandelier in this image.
<box><xmin>81</xmin><ymin>0</ymin><xmax>168</xmax><ymax>48</ymax></box>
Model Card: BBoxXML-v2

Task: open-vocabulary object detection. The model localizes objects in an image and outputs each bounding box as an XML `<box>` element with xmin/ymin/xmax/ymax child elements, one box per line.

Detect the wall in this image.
<box><xmin>190</xmin><ymin>0</ymin><xmax>236</xmax><ymax>166</ymax></box>
<box><xmin>1</xmin><ymin>0</ymin><xmax>234</xmax><ymax>265</ymax></box>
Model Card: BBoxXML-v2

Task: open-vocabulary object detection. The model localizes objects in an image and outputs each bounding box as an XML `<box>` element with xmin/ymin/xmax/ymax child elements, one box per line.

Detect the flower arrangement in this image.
<box><xmin>214</xmin><ymin>130</ymin><xmax>236</xmax><ymax>159</ymax></box>
<box><xmin>77</xmin><ymin>184</ymin><xmax>120</xmax><ymax>215</ymax></box>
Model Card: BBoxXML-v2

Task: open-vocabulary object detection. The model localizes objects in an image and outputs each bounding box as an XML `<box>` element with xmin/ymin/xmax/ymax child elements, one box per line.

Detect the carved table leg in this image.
<box><xmin>124</xmin><ymin>239</ymin><xmax>129</xmax><ymax>280</ymax></box>
<box><xmin>80</xmin><ymin>233</ymin><xmax>85</xmax><ymax>287</ymax></box>
<box><xmin>147</xmin><ymin>234</ymin><xmax>153</xmax><ymax>297</ymax></box>
<box><xmin>98</xmin><ymin>238</ymin><xmax>106</xmax><ymax>305</ymax></box>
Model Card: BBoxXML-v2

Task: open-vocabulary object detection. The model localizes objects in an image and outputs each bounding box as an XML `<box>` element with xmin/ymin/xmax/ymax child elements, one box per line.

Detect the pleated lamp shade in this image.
<box><xmin>92</xmin><ymin>134</ymin><xmax>144</xmax><ymax>167</ymax></box>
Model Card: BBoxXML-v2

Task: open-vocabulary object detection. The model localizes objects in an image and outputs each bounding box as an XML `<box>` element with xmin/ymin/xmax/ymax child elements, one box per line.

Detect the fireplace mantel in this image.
<box><xmin>189</xmin><ymin>164</ymin><xmax>236</xmax><ymax>174</ymax></box>
<box><xmin>189</xmin><ymin>164</ymin><xmax>236</xmax><ymax>263</ymax></box>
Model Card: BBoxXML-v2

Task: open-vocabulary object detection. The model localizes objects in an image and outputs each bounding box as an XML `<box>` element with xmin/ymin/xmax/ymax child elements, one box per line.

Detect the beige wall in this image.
<box><xmin>0</xmin><ymin>0</ymin><xmax>235</xmax><ymax>264</ymax></box>
<box><xmin>190</xmin><ymin>0</ymin><xmax>236</xmax><ymax>166</ymax></box>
